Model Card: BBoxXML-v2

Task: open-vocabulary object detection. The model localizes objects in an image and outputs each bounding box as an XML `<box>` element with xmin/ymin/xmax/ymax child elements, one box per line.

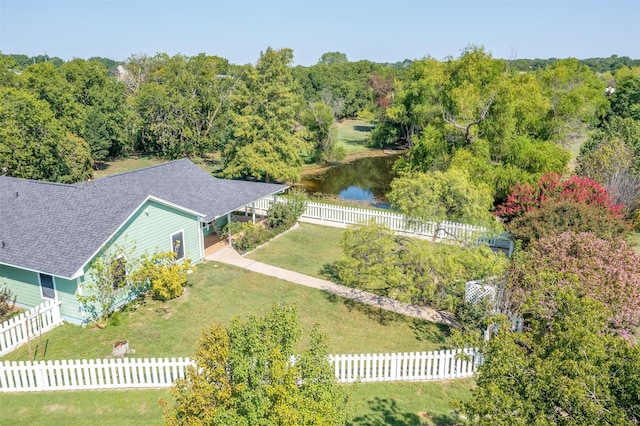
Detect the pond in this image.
<box><xmin>297</xmin><ymin>154</ymin><xmax>401</xmax><ymax>209</ymax></box>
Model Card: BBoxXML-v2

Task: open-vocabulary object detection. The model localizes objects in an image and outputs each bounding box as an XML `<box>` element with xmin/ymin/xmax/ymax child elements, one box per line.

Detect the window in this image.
<box><xmin>39</xmin><ymin>273</ymin><xmax>56</xmax><ymax>299</ymax></box>
<box><xmin>171</xmin><ymin>231</ymin><xmax>185</xmax><ymax>260</ymax></box>
<box><xmin>112</xmin><ymin>256</ymin><xmax>127</xmax><ymax>289</ymax></box>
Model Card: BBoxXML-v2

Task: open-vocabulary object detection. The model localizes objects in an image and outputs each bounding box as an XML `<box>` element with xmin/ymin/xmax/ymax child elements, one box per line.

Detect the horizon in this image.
<box><xmin>1</xmin><ymin>1</ymin><xmax>639</xmax><ymax>67</ymax></box>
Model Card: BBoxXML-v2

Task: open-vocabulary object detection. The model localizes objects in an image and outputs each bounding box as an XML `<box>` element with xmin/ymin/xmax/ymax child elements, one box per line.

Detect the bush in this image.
<box><xmin>135</xmin><ymin>252</ymin><xmax>193</xmax><ymax>302</ymax></box>
<box><xmin>506</xmin><ymin>199</ymin><xmax>630</xmax><ymax>248</ymax></box>
<box><xmin>230</xmin><ymin>222</ymin><xmax>275</xmax><ymax>253</ymax></box>
<box><xmin>266</xmin><ymin>189</ymin><xmax>307</xmax><ymax>229</ymax></box>
<box><xmin>0</xmin><ymin>286</ymin><xmax>17</xmax><ymax>322</ymax></box>
<box><xmin>333</xmin><ymin>222</ymin><xmax>508</xmax><ymax>311</ymax></box>
<box><xmin>507</xmin><ymin>232</ymin><xmax>640</xmax><ymax>337</ymax></box>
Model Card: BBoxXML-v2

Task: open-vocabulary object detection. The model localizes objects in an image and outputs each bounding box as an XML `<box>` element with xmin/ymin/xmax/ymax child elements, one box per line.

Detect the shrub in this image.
<box><xmin>136</xmin><ymin>252</ymin><xmax>193</xmax><ymax>302</ymax></box>
<box><xmin>230</xmin><ymin>222</ymin><xmax>275</xmax><ymax>254</ymax></box>
<box><xmin>506</xmin><ymin>199</ymin><xmax>630</xmax><ymax>247</ymax></box>
<box><xmin>507</xmin><ymin>232</ymin><xmax>640</xmax><ymax>337</ymax></box>
<box><xmin>0</xmin><ymin>286</ymin><xmax>17</xmax><ymax>322</ymax></box>
<box><xmin>333</xmin><ymin>222</ymin><xmax>508</xmax><ymax>311</ymax></box>
<box><xmin>266</xmin><ymin>189</ymin><xmax>307</xmax><ymax>230</ymax></box>
<box><xmin>496</xmin><ymin>173</ymin><xmax>625</xmax><ymax>222</ymax></box>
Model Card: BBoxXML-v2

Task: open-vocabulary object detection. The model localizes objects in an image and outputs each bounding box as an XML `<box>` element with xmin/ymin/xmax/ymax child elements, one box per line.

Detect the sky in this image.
<box><xmin>1</xmin><ymin>0</ymin><xmax>639</xmax><ymax>66</ymax></box>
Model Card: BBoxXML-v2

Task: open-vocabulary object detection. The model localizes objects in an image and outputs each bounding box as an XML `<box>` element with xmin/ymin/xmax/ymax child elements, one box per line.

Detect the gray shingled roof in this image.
<box><xmin>0</xmin><ymin>159</ymin><xmax>287</xmax><ymax>278</ymax></box>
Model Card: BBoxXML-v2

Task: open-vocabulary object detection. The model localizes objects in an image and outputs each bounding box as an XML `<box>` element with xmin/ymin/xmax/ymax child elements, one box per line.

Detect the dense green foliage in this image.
<box><xmin>333</xmin><ymin>222</ymin><xmax>508</xmax><ymax>311</ymax></box>
<box><xmin>221</xmin><ymin>48</ymin><xmax>308</xmax><ymax>182</ymax></box>
<box><xmin>378</xmin><ymin>47</ymin><xmax>613</xmax><ymax>202</ymax></box>
<box><xmin>229</xmin><ymin>190</ymin><xmax>308</xmax><ymax>253</ymax></box>
<box><xmin>463</xmin><ymin>288</ymin><xmax>640</xmax><ymax>425</ymax></box>
<box><xmin>134</xmin><ymin>251</ymin><xmax>193</xmax><ymax>301</ymax></box>
<box><xmin>163</xmin><ymin>305</ymin><xmax>349</xmax><ymax>425</ymax></box>
<box><xmin>388</xmin><ymin>168</ymin><xmax>498</xmax><ymax>235</ymax></box>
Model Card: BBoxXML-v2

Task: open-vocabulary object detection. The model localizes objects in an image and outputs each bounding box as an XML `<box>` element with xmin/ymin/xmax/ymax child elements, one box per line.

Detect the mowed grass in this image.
<box><xmin>0</xmin><ymin>389</ymin><xmax>171</xmax><ymax>426</ymax></box>
<box><xmin>92</xmin><ymin>155</ymin><xmax>168</xmax><ymax>178</ymax></box>
<box><xmin>3</xmin><ymin>262</ymin><xmax>448</xmax><ymax>362</ymax></box>
<box><xmin>348</xmin><ymin>380</ymin><xmax>473</xmax><ymax>425</ymax></box>
<box><xmin>0</xmin><ymin>381</ymin><xmax>472</xmax><ymax>426</ymax></box>
<box><xmin>336</xmin><ymin>119</ymin><xmax>374</xmax><ymax>154</ymax></box>
<box><xmin>247</xmin><ymin>223</ymin><xmax>344</xmax><ymax>278</ymax></box>
<box><xmin>92</xmin><ymin>154</ymin><xmax>221</xmax><ymax>179</ymax></box>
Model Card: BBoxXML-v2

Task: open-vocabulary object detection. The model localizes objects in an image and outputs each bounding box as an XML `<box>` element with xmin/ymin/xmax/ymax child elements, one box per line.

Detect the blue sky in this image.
<box><xmin>1</xmin><ymin>0</ymin><xmax>639</xmax><ymax>65</ymax></box>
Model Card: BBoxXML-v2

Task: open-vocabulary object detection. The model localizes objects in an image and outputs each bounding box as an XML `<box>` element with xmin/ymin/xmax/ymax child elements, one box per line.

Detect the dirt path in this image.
<box><xmin>206</xmin><ymin>246</ymin><xmax>457</xmax><ymax>327</ymax></box>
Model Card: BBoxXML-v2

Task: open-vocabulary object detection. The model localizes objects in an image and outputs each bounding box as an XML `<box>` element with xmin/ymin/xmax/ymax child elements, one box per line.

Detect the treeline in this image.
<box><xmin>0</xmin><ymin>48</ymin><xmax>638</xmax><ymax>188</ymax></box>
<box><xmin>0</xmin><ymin>49</ymin><xmax>395</xmax><ymax>182</ymax></box>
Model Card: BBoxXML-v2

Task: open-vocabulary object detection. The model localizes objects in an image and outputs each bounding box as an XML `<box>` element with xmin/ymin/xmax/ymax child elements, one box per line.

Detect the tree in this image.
<box><xmin>0</xmin><ymin>286</ymin><xmax>16</xmax><ymax>322</ymax></box>
<box><xmin>0</xmin><ymin>87</ymin><xmax>92</xmax><ymax>182</ymax></box>
<box><xmin>317</xmin><ymin>52</ymin><xmax>348</xmax><ymax>65</ymax></box>
<box><xmin>61</xmin><ymin>58</ymin><xmax>130</xmax><ymax>160</ymax></box>
<box><xmin>163</xmin><ymin>305</ymin><xmax>349</xmax><ymax>425</ymax></box>
<box><xmin>463</xmin><ymin>288</ymin><xmax>640</xmax><ymax>425</ymax></box>
<box><xmin>388</xmin><ymin>168</ymin><xmax>498</xmax><ymax>240</ymax></box>
<box><xmin>496</xmin><ymin>173</ymin><xmax>625</xmax><ymax>222</ymax></box>
<box><xmin>608</xmin><ymin>66</ymin><xmax>640</xmax><ymax>121</ymax></box>
<box><xmin>333</xmin><ymin>222</ymin><xmax>508</xmax><ymax>310</ymax></box>
<box><xmin>222</xmin><ymin>48</ymin><xmax>308</xmax><ymax>182</ymax></box>
<box><xmin>506</xmin><ymin>232</ymin><xmax>640</xmax><ymax>337</ymax></box>
<box><xmin>505</xmin><ymin>199</ymin><xmax>630</xmax><ymax>247</ymax></box>
<box><xmin>77</xmin><ymin>243</ymin><xmax>139</xmax><ymax>324</ymax></box>
<box><xmin>19</xmin><ymin>62</ymin><xmax>85</xmax><ymax>135</ymax></box>
<box><xmin>131</xmin><ymin>53</ymin><xmax>234</xmax><ymax>158</ymax></box>
<box><xmin>300</xmin><ymin>101</ymin><xmax>343</xmax><ymax>164</ymax></box>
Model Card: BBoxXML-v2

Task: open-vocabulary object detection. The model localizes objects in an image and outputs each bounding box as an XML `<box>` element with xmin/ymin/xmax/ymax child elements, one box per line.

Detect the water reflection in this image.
<box><xmin>298</xmin><ymin>154</ymin><xmax>401</xmax><ymax>208</ymax></box>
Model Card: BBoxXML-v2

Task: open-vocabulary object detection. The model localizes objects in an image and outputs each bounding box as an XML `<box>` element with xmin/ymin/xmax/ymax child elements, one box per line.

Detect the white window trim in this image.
<box><xmin>38</xmin><ymin>273</ymin><xmax>57</xmax><ymax>300</ymax></box>
<box><xmin>170</xmin><ymin>229</ymin><xmax>185</xmax><ymax>261</ymax></box>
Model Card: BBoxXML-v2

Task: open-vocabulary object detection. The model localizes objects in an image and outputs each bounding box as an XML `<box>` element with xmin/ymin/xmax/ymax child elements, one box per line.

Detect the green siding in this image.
<box><xmin>0</xmin><ymin>264</ymin><xmax>42</xmax><ymax>308</ymax></box>
<box><xmin>1</xmin><ymin>199</ymin><xmax>204</xmax><ymax>324</ymax></box>
<box><xmin>106</xmin><ymin>199</ymin><xmax>202</xmax><ymax>262</ymax></box>
<box><xmin>78</xmin><ymin>199</ymin><xmax>203</xmax><ymax>321</ymax></box>
<box><xmin>0</xmin><ymin>265</ymin><xmax>83</xmax><ymax>323</ymax></box>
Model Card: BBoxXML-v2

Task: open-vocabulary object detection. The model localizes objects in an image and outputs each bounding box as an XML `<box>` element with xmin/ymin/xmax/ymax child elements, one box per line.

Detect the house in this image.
<box><xmin>0</xmin><ymin>159</ymin><xmax>288</xmax><ymax>324</ymax></box>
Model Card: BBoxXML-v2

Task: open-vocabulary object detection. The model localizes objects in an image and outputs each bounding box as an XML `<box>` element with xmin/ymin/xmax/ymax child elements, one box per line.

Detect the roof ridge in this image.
<box><xmin>92</xmin><ymin>158</ymin><xmax>190</xmax><ymax>181</ymax></box>
<box><xmin>0</xmin><ymin>175</ymin><xmax>77</xmax><ymax>189</ymax></box>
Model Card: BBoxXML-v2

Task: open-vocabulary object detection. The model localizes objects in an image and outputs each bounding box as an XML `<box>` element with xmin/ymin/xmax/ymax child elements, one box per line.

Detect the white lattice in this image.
<box><xmin>465</xmin><ymin>280</ymin><xmax>497</xmax><ymax>304</ymax></box>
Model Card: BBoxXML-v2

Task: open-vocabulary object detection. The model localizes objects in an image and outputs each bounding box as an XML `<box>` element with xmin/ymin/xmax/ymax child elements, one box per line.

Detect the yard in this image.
<box><xmin>247</xmin><ymin>222</ymin><xmax>344</xmax><ymax>278</ymax></box>
<box><xmin>0</xmin><ymin>380</ymin><xmax>472</xmax><ymax>425</ymax></box>
<box><xmin>1</xmin><ymin>222</ymin><xmax>475</xmax><ymax>424</ymax></box>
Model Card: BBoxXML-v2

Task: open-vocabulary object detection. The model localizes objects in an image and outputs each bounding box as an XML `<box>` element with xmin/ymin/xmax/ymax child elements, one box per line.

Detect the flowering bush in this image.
<box><xmin>507</xmin><ymin>232</ymin><xmax>640</xmax><ymax>338</ymax></box>
<box><xmin>496</xmin><ymin>173</ymin><xmax>626</xmax><ymax>221</ymax></box>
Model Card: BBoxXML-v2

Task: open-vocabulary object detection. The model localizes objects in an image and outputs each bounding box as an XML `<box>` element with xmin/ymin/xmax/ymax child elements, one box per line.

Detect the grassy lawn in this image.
<box><xmin>3</xmin><ymin>261</ymin><xmax>448</xmax><ymax>362</ymax></box>
<box><xmin>247</xmin><ymin>223</ymin><xmax>344</xmax><ymax>278</ymax></box>
<box><xmin>0</xmin><ymin>389</ymin><xmax>171</xmax><ymax>426</ymax></box>
<box><xmin>336</xmin><ymin>119</ymin><xmax>374</xmax><ymax>155</ymax></box>
<box><xmin>0</xmin><ymin>380</ymin><xmax>472</xmax><ymax>426</ymax></box>
<box><xmin>92</xmin><ymin>154</ymin><xmax>221</xmax><ymax>179</ymax></box>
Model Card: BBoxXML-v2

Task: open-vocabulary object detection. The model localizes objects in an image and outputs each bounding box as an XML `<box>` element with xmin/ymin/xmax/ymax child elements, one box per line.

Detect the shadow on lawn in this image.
<box><xmin>348</xmin><ymin>397</ymin><xmax>464</xmax><ymax>425</ymax></box>
<box><xmin>31</xmin><ymin>338</ymin><xmax>50</xmax><ymax>360</ymax></box>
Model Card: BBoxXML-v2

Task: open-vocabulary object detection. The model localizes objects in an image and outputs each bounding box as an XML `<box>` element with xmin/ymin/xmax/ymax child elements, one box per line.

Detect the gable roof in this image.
<box><xmin>0</xmin><ymin>159</ymin><xmax>287</xmax><ymax>278</ymax></box>
<box><xmin>86</xmin><ymin>159</ymin><xmax>287</xmax><ymax>223</ymax></box>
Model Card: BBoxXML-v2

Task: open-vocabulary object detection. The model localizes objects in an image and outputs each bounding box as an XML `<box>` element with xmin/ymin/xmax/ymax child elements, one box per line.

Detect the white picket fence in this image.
<box><xmin>0</xmin><ymin>357</ymin><xmax>191</xmax><ymax>392</ymax></box>
<box><xmin>329</xmin><ymin>348</ymin><xmax>480</xmax><ymax>383</ymax></box>
<box><xmin>0</xmin><ymin>300</ymin><xmax>63</xmax><ymax>356</ymax></box>
<box><xmin>0</xmin><ymin>348</ymin><xmax>480</xmax><ymax>392</ymax></box>
<box><xmin>255</xmin><ymin>196</ymin><xmax>513</xmax><ymax>254</ymax></box>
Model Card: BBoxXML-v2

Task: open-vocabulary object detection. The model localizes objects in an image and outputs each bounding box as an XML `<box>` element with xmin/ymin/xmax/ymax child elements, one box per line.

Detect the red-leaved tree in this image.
<box><xmin>507</xmin><ymin>232</ymin><xmax>640</xmax><ymax>338</ymax></box>
<box><xmin>496</xmin><ymin>173</ymin><xmax>626</xmax><ymax>222</ymax></box>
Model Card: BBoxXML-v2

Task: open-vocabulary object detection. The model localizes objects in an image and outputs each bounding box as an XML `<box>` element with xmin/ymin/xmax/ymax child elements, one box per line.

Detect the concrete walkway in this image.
<box><xmin>206</xmin><ymin>247</ymin><xmax>456</xmax><ymax>326</ymax></box>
